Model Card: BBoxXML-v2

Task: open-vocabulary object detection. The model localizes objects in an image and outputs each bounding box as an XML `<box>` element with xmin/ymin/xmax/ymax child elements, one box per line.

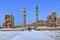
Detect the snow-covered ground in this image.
<box><xmin>0</xmin><ymin>30</ymin><xmax>60</xmax><ymax>40</ymax></box>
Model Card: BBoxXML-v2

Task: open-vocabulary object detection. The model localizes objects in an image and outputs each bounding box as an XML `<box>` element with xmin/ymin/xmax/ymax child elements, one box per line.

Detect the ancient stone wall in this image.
<box><xmin>47</xmin><ymin>12</ymin><xmax>57</xmax><ymax>27</ymax></box>
<box><xmin>3</xmin><ymin>15</ymin><xmax>14</xmax><ymax>28</ymax></box>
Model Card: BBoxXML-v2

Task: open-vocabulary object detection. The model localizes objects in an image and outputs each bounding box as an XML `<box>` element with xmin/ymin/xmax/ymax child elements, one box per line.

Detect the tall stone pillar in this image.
<box><xmin>23</xmin><ymin>7</ymin><xmax>26</xmax><ymax>28</ymax></box>
<box><xmin>36</xmin><ymin>5</ymin><xmax>38</xmax><ymax>27</ymax></box>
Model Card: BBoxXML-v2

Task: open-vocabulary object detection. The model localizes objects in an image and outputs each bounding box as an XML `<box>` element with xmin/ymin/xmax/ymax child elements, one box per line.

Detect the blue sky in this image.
<box><xmin>0</xmin><ymin>0</ymin><xmax>60</xmax><ymax>26</ymax></box>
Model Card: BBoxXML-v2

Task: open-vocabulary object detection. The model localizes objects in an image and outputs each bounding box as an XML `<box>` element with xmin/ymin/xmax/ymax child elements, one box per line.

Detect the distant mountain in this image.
<box><xmin>27</xmin><ymin>20</ymin><xmax>47</xmax><ymax>26</ymax></box>
<box><xmin>28</xmin><ymin>18</ymin><xmax>60</xmax><ymax>26</ymax></box>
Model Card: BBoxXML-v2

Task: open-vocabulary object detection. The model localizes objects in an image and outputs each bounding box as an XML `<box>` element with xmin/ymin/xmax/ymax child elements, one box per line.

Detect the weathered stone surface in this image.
<box><xmin>3</xmin><ymin>15</ymin><xmax>14</xmax><ymax>28</ymax></box>
<box><xmin>47</xmin><ymin>12</ymin><xmax>57</xmax><ymax>27</ymax></box>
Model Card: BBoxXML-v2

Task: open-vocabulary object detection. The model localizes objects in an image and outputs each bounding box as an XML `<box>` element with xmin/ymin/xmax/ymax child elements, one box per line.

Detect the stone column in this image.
<box><xmin>23</xmin><ymin>7</ymin><xmax>26</xmax><ymax>28</ymax></box>
<box><xmin>36</xmin><ymin>5</ymin><xmax>38</xmax><ymax>27</ymax></box>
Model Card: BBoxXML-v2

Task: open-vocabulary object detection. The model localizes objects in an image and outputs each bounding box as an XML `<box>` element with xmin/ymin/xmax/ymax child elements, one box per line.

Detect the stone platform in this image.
<box><xmin>35</xmin><ymin>27</ymin><xmax>60</xmax><ymax>31</ymax></box>
<box><xmin>0</xmin><ymin>27</ymin><xmax>60</xmax><ymax>31</ymax></box>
